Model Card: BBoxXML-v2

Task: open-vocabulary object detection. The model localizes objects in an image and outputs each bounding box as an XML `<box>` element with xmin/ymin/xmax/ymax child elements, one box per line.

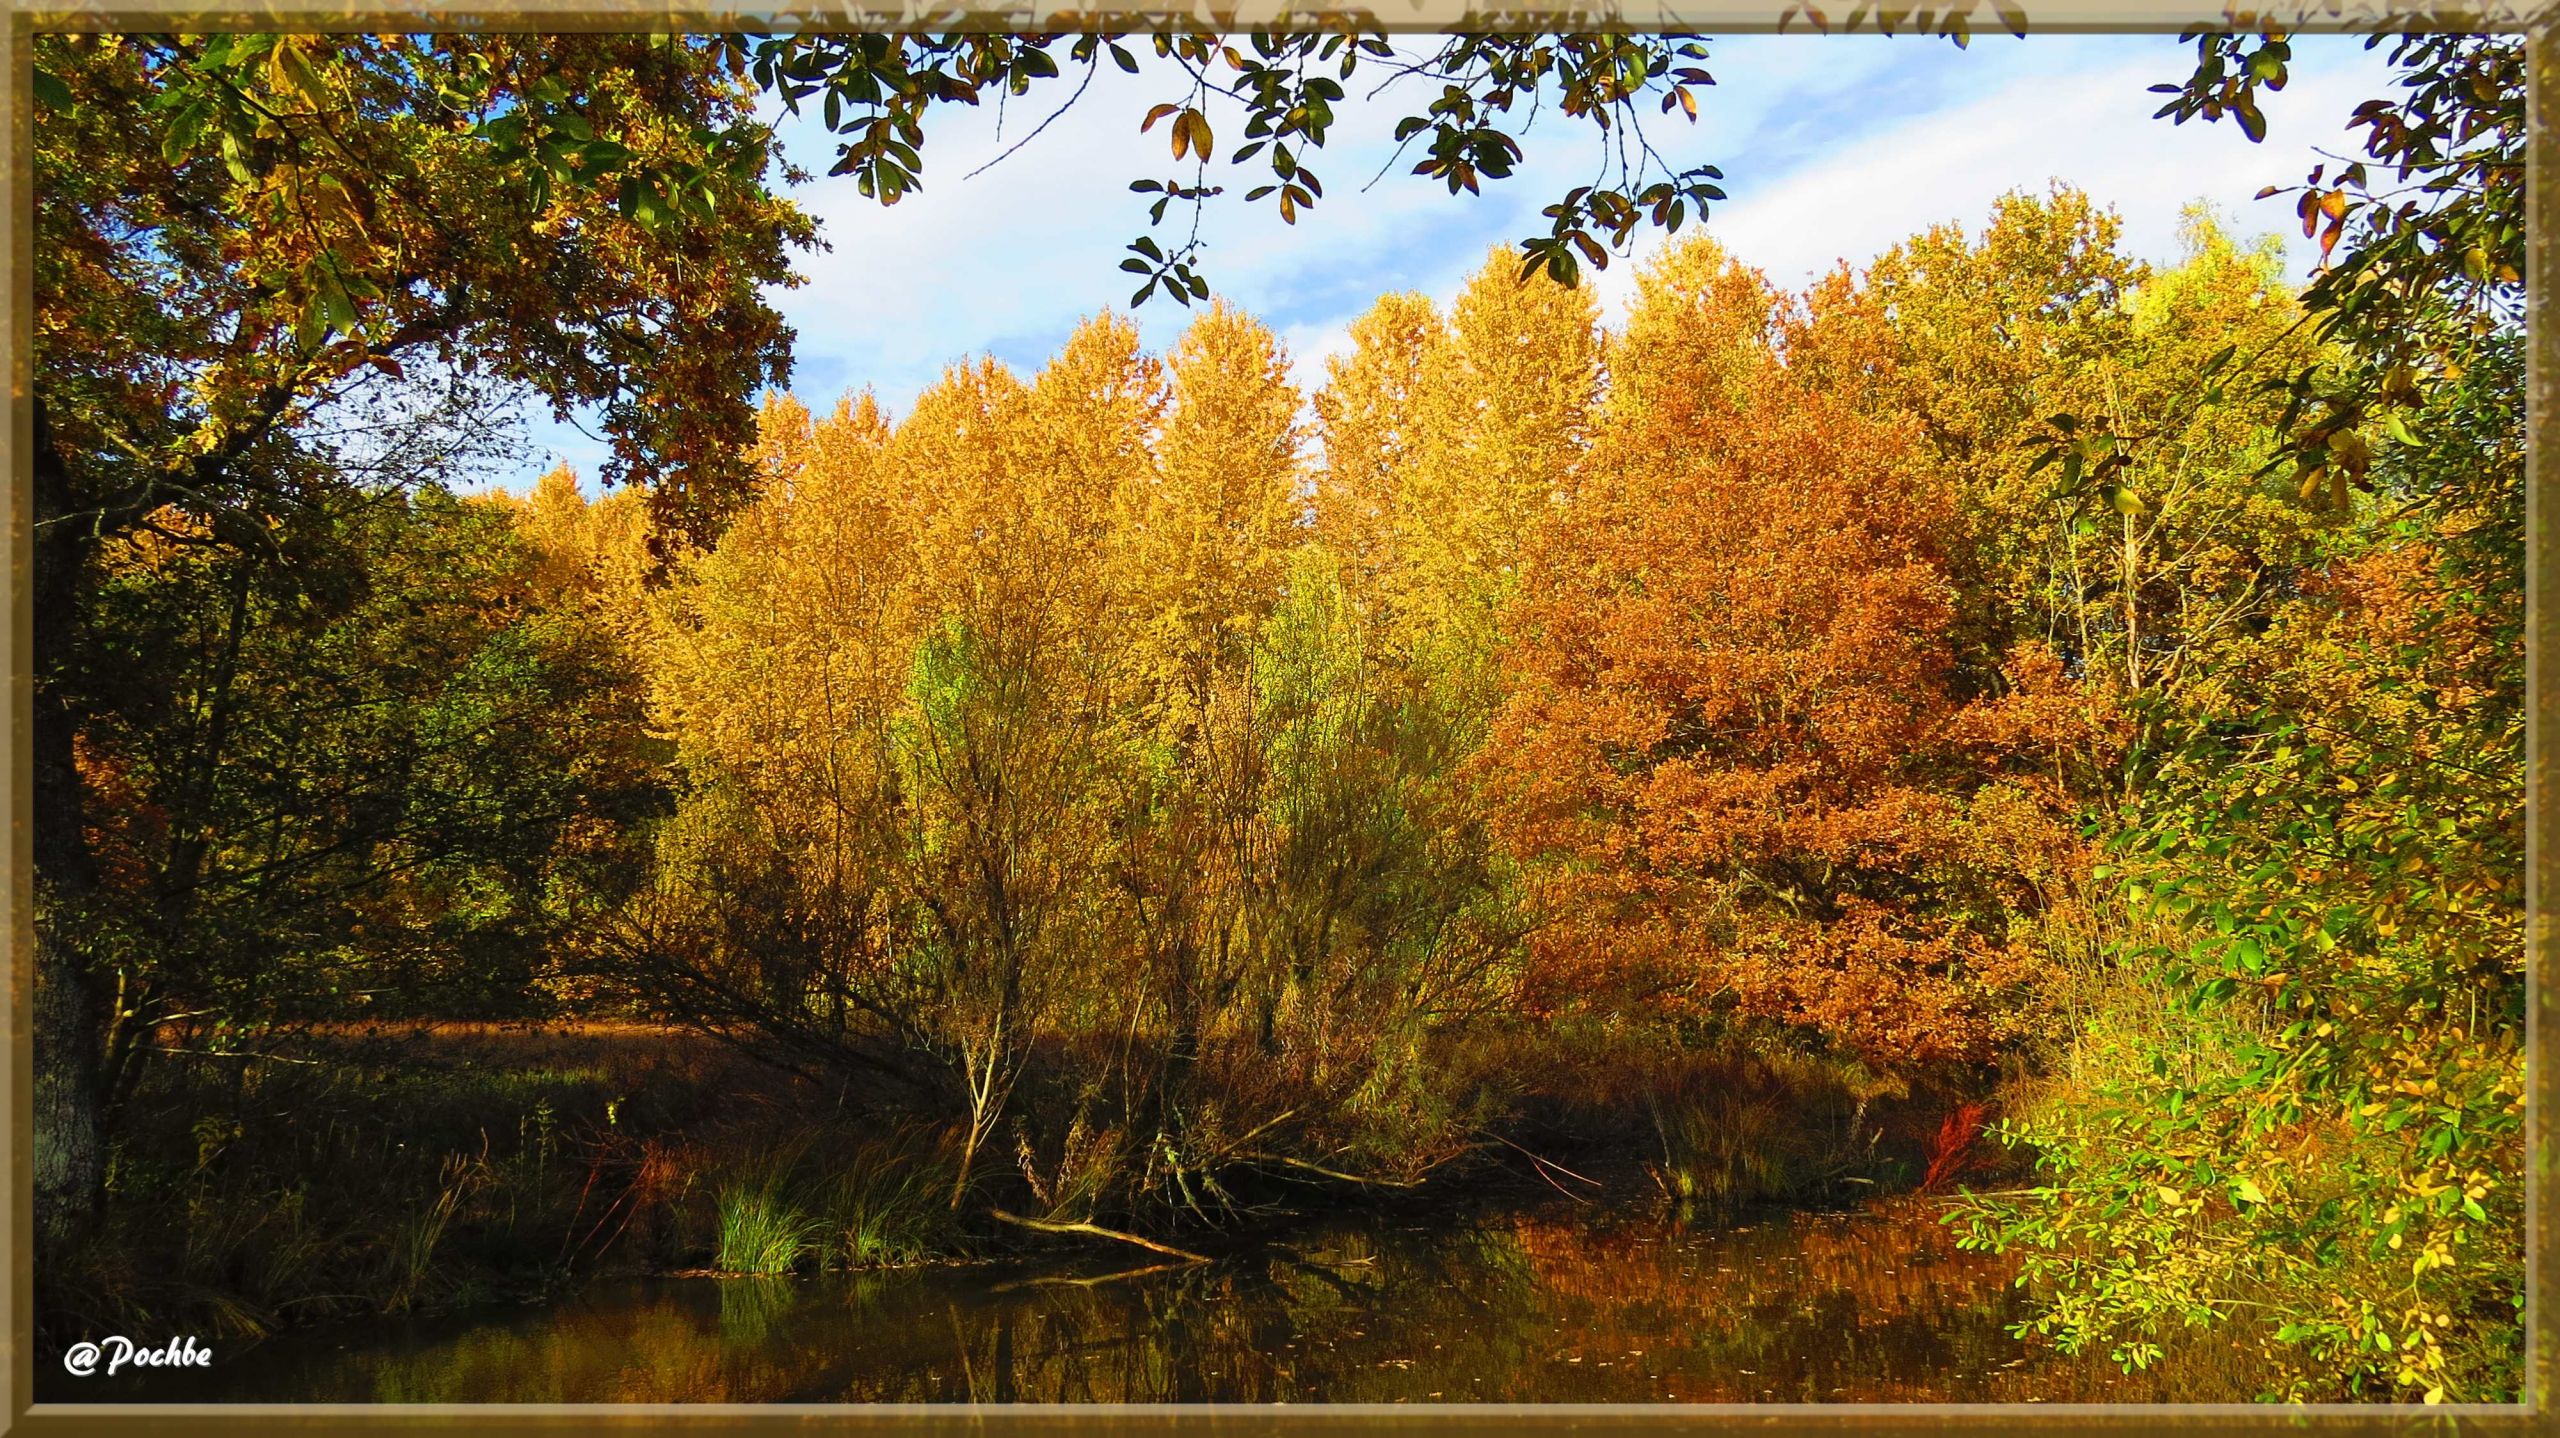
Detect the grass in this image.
<box><xmin>712</xmin><ymin>1184</ymin><xmax>822</xmax><ymax>1276</ymax></box>
<box><xmin>1632</xmin><ymin>1046</ymin><xmax>1894</xmax><ymax>1212</ymax></box>
<box><xmin>819</xmin><ymin>1123</ymin><xmax>961</xmax><ymax>1268</ymax></box>
<box><xmin>40</xmin><ymin>1023</ymin><xmax>807</xmax><ymax>1346</ymax></box>
<box><xmin>35</xmin><ymin>1020</ymin><xmax>1019</xmax><ymax>1354</ymax></box>
<box><xmin>384</xmin><ymin>1156</ymin><xmax>477</xmax><ymax>1312</ymax></box>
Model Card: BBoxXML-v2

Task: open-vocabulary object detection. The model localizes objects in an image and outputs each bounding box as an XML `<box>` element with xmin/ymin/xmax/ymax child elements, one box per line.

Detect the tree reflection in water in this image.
<box><xmin>104</xmin><ymin>1198</ymin><xmax>2265</xmax><ymax>1404</ymax></box>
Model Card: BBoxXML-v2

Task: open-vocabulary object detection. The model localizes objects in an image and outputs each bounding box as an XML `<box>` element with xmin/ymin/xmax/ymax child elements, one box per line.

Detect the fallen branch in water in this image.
<box><xmin>988</xmin><ymin>1210</ymin><xmax>1209</xmax><ymax>1264</ymax></box>
<box><xmin>1480</xmin><ymin>1128</ymin><xmax>1604</xmax><ymax>1201</ymax></box>
<box><xmin>1248</xmin><ymin>1155</ymin><xmax>1424</xmax><ymax>1189</ymax></box>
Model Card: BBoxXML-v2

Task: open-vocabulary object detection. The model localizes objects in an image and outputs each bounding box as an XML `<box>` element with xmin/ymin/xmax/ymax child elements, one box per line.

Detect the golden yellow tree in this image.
<box><xmin>1391</xmin><ymin>250</ymin><xmax>1599</xmax><ymax>649</ymax></box>
<box><xmin>1583</xmin><ymin>234</ymin><xmax>1779</xmax><ymax>491</ymax></box>
<box><xmin>1311</xmin><ymin>292</ymin><xmax>1442</xmax><ymax>595</ymax></box>
<box><xmin>1120</xmin><ymin>302</ymin><xmax>1304</xmax><ymax>733</ymax></box>
<box><xmin>641</xmin><ymin>305</ymin><xmax>1510</xmax><ymax>1222</ymax></box>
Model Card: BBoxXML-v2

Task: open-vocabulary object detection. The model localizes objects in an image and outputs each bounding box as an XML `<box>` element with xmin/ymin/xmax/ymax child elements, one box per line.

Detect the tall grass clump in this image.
<box><xmin>817</xmin><ymin>1122</ymin><xmax>961</xmax><ymax>1268</ymax></box>
<box><xmin>1644</xmin><ymin>1047</ymin><xmax>1889</xmax><ymax>1213</ymax></box>
<box><xmin>384</xmin><ymin>1155</ymin><xmax>480</xmax><ymax>1312</ymax></box>
<box><xmin>712</xmin><ymin>1179</ymin><xmax>822</xmax><ymax>1276</ymax></box>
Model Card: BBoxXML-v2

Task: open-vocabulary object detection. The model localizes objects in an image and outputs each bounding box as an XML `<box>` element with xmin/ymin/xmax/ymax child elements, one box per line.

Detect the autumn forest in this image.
<box><xmin>31</xmin><ymin>31</ymin><xmax>2525</xmax><ymax>1406</ymax></box>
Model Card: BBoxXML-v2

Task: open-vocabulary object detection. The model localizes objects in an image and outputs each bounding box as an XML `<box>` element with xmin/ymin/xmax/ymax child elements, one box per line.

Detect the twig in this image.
<box><xmin>1481</xmin><ymin>1129</ymin><xmax>1603</xmax><ymax>1189</ymax></box>
<box><xmin>154</xmin><ymin>1046</ymin><xmax>326</xmax><ymax>1066</ymax></box>
<box><xmin>988</xmin><ymin>1209</ymin><xmax>1209</xmax><ymax>1264</ymax></box>
<box><xmin>1251</xmin><ymin>1155</ymin><xmax>1423</xmax><ymax>1189</ymax></box>
<box><xmin>962</xmin><ymin>54</ymin><xmax>1100</xmax><ymax>183</ymax></box>
<box><xmin>1522</xmin><ymin>1157</ymin><xmax>1591</xmax><ymax>1205</ymax></box>
<box><xmin>1216</xmin><ymin>1108</ymin><xmax>1298</xmax><ymax>1156</ymax></box>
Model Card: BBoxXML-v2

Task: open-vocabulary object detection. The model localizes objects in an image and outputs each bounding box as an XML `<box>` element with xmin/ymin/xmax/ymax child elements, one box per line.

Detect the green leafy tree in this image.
<box><xmin>1957</xmin><ymin>347</ymin><xmax>2524</xmax><ymax>1398</ymax></box>
<box><xmin>66</xmin><ymin>479</ymin><xmax>664</xmax><ymax>1170</ymax></box>
<box><xmin>1789</xmin><ymin>190</ymin><xmax>2328</xmax><ymax>712</ymax></box>
<box><xmin>1955</xmin><ymin>34</ymin><xmax>2527</xmax><ymax>1402</ymax></box>
<box><xmin>32</xmin><ymin>32</ymin><xmax>814</xmax><ymax>1243</ymax></box>
<box><xmin>2040</xmin><ymin>32</ymin><xmax>2521</xmax><ymax>527</ymax></box>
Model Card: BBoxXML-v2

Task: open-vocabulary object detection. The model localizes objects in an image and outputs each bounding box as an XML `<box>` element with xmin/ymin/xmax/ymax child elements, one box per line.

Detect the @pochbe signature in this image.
<box><xmin>62</xmin><ymin>1336</ymin><xmax>213</xmax><ymax>1377</ymax></box>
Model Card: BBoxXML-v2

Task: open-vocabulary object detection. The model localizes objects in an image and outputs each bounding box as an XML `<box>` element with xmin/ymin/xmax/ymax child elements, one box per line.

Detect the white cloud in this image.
<box><xmin>1277</xmin><ymin>319</ymin><xmax>1358</xmax><ymax>404</ymax></box>
<box><xmin>770</xmin><ymin>35</ymin><xmax>2392</xmax><ymax>407</ymax></box>
<box><xmin>1679</xmin><ymin>42</ymin><xmax>2391</xmax><ymax>297</ymax></box>
<box><xmin>481</xmin><ymin>34</ymin><xmax>2401</xmax><ymax>489</ymax></box>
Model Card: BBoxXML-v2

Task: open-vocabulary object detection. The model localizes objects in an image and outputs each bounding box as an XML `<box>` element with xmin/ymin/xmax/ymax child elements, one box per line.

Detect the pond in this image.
<box><xmin>63</xmin><ymin>1195</ymin><xmax>2254</xmax><ymax>1404</ymax></box>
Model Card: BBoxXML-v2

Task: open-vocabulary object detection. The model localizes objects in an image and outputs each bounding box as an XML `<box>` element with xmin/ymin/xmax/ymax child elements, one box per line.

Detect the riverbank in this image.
<box><xmin>42</xmin><ymin>1019</ymin><xmax>2009</xmax><ymax>1358</ymax></box>
<box><xmin>50</xmin><ymin>1191</ymin><xmax>2271</xmax><ymax>1404</ymax></box>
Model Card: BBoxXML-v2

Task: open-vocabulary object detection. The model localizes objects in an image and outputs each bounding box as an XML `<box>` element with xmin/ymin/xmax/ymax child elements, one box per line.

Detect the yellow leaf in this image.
<box><xmin>270</xmin><ymin>38</ymin><xmax>326</xmax><ymax>109</ymax></box>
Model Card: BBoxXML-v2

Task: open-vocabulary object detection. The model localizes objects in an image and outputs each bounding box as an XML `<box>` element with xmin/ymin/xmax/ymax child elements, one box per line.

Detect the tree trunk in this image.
<box><xmin>30</xmin><ymin>394</ymin><xmax>107</xmax><ymax>1249</ymax></box>
<box><xmin>32</xmin><ymin>930</ymin><xmax>102</xmax><ymax>1250</ymax></box>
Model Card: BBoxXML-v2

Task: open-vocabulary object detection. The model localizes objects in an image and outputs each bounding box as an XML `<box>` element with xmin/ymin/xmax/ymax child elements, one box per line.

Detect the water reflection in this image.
<box><xmin>80</xmin><ymin>1197</ymin><xmax>2255</xmax><ymax>1404</ymax></box>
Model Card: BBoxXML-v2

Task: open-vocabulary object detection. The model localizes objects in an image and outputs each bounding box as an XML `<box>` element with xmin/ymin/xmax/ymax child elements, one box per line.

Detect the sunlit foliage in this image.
<box><xmin>37</xmin><ymin>32</ymin><xmax>2523</xmax><ymax>1401</ymax></box>
<box><xmin>1483</xmin><ymin>237</ymin><xmax>2100</xmax><ymax>1063</ymax></box>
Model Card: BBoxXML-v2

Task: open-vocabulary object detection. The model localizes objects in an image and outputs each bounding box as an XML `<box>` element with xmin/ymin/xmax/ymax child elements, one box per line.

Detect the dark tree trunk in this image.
<box><xmin>30</xmin><ymin>394</ymin><xmax>107</xmax><ymax>1249</ymax></box>
<box><xmin>32</xmin><ymin>933</ymin><xmax>102</xmax><ymax>1251</ymax></box>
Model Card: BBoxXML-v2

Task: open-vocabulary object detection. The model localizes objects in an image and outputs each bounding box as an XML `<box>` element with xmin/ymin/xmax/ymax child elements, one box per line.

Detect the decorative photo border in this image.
<box><xmin>3</xmin><ymin>6</ymin><xmax>2547</xmax><ymax>1432</ymax></box>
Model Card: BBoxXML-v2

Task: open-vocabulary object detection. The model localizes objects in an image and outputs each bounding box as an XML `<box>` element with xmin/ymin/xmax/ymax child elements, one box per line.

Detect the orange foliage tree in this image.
<box><xmin>1482</xmin><ymin>238</ymin><xmax>2106</xmax><ymax>1068</ymax></box>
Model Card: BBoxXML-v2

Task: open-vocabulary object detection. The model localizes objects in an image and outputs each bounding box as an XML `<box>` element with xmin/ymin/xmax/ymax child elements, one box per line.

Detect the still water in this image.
<box><xmin>85</xmin><ymin>1196</ymin><xmax>2243</xmax><ymax>1404</ymax></box>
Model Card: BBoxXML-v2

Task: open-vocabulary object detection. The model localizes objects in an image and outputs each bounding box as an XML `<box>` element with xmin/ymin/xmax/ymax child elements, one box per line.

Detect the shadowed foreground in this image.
<box><xmin>72</xmin><ymin>1197</ymin><xmax>2257</xmax><ymax>1405</ymax></box>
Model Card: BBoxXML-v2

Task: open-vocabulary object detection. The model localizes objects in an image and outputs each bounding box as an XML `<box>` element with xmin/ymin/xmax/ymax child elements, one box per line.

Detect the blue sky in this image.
<box><xmin>499</xmin><ymin>33</ymin><xmax>2393</xmax><ymax>491</ymax></box>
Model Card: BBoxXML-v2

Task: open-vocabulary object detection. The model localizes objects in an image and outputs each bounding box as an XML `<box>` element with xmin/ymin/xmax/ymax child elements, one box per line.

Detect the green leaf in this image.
<box><xmin>273</xmin><ymin>42</ymin><xmax>327</xmax><ymax>108</ymax></box>
<box><xmin>320</xmin><ymin>278</ymin><xmax>360</xmax><ymax>335</ymax></box>
<box><xmin>31</xmin><ymin>63</ymin><xmax>72</xmax><ymax>111</ymax></box>
<box><xmin>293</xmin><ymin>291</ymin><xmax>328</xmax><ymax>352</ymax></box>
<box><xmin>162</xmin><ymin>99</ymin><xmax>212</xmax><ymax>165</ymax></box>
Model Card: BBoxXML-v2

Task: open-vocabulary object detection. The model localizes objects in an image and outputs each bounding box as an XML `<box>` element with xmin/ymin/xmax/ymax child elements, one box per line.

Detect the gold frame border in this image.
<box><xmin>1</xmin><ymin>8</ymin><xmax>2550</xmax><ymax>1435</ymax></box>
<box><xmin>5</xmin><ymin>4</ymin><xmax>2559</xmax><ymax>32</ymax></box>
